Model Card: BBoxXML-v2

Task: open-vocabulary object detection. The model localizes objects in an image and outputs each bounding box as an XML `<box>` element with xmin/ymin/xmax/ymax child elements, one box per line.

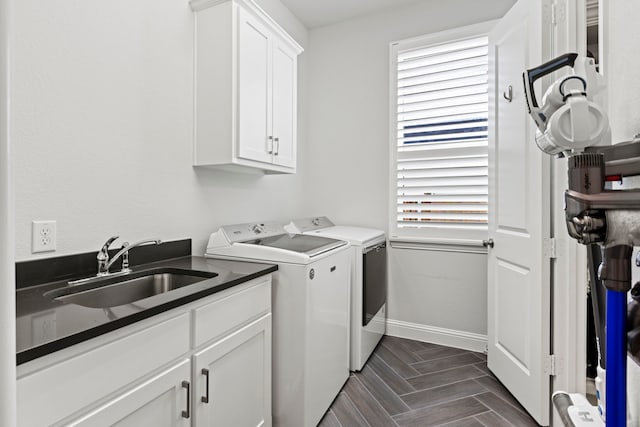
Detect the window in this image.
<box><xmin>389</xmin><ymin>23</ymin><xmax>492</xmax><ymax>244</ymax></box>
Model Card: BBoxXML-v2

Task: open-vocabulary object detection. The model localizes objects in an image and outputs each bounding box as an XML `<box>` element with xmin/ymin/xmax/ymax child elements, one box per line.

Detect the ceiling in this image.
<box><xmin>279</xmin><ymin>0</ymin><xmax>422</xmax><ymax>29</ymax></box>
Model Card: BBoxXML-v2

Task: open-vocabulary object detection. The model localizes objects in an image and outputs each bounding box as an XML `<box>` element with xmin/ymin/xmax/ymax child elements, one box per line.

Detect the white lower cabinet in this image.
<box><xmin>17</xmin><ymin>276</ymin><xmax>272</xmax><ymax>427</ymax></box>
<box><xmin>193</xmin><ymin>314</ymin><xmax>271</xmax><ymax>427</ymax></box>
<box><xmin>68</xmin><ymin>359</ymin><xmax>192</xmax><ymax>427</ymax></box>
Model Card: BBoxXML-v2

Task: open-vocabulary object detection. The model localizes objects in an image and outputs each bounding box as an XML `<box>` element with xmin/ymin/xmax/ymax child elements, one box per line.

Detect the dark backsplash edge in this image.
<box><xmin>16</xmin><ymin>239</ymin><xmax>192</xmax><ymax>289</ymax></box>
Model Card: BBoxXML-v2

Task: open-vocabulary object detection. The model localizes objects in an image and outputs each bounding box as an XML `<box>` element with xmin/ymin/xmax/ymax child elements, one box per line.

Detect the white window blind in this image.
<box><xmin>393</xmin><ymin>33</ymin><xmax>489</xmax><ymax>239</ymax></box>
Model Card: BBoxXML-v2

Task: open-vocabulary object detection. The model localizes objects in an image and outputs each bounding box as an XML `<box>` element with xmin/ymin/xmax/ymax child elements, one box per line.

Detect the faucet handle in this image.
<box><xmin>120</xmin><ymin>242</ymin><xmax>131</xmax><ymax>271</ymax></box>
<box><xmin>98</xmin><ymin>236</ymin><xmax>119</xmax><ymax>261</ymax></box>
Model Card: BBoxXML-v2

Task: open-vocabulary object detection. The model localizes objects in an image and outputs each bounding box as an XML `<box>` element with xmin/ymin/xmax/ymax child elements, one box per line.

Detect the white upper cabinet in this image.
<box><xmin>271</xmin><ymin>40</ymin><xmax>297</xmax><ymax>168</ymax></box>
<box><xmin>237</xmin><ymin>8</ymin><xmax>273</xmax><ymax>165</ymax></box>
<box><xmin>191</xmin><ymin>0</ymin><xmax>303</xmax><ymax>174</ymax></box>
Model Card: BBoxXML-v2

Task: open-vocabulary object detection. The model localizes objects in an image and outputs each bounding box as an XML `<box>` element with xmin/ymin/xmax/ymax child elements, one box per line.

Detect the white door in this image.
<box><xmin>271</xmin><ymin>39</ymin><xmax>297</xmax><ymax>168</ymax></box>
<box><xmin>237</xmin><ymin>7</ymin><xmax>273</xmax><ymax>164</ymax></box>
<box><xmin>487</xmin><ymin>0</ymin><xmax>552</xmax><ymax>425</ymax></box>
<box><xmin>193</xmin><ymin>314</ymin><xmax>271</xmax><ymax>427</ymax></box>
<box><xmin>67</xmin><ymin>359</ymin><xmax>191</xmax><ymax>427</ymax></box>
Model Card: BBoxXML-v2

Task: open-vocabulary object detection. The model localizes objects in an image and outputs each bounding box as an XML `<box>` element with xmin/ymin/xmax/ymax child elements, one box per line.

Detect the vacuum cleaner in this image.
<box><xmin>524</xmin><ymin>52</ymin><xmax>640</xmax><ymax>426</ymax></box>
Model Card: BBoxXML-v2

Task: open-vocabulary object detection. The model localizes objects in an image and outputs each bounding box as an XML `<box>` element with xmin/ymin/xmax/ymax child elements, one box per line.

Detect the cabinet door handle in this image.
<box><xmin>181</xmin><ymin>380</ymin><xmax>191</xmax><ymax>419</ymax></box>
<box><xmin>267</xmin><ymin>136</ymin><xmax>273</xmax><ymax>154</ymax></box>
<box><xmin>274</xmin><ymin>137</ymin><xmax>279</xmax><ymax>156</ymax></box>
<box><xmin>201</xmin><ymin>368</ymin><xmax>210</xmax><ymax>404</ymax></box>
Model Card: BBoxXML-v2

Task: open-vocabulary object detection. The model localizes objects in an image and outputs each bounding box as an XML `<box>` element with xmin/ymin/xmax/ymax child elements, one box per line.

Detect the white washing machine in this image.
<box><xmin>205</xmin><ymin>221</ymin><xmax>351</xmax><ymax>427</ymax></box>
<box><xmin>285</xmin><ymin>216</ymin><xmax>386</xmax><ymax>371</ymax></box>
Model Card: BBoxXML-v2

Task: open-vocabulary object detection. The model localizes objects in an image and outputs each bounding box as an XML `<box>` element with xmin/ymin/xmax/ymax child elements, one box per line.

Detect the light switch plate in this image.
<box><xmin>32</xmin><ymin>220</ymin><xmax>57</xmax><ymax>253</ymax></box>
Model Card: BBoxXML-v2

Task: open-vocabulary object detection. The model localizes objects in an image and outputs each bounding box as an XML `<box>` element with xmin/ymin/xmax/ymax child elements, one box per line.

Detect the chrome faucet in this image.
<box><xmin>97</xmin><ymin>236</ymin><xmax>162</xmax><ymax>276</ymax></box>
<box><xmin>97</xmin><ymin>236</ymin><xmax>119</xmax><ymax>275</ymax></box>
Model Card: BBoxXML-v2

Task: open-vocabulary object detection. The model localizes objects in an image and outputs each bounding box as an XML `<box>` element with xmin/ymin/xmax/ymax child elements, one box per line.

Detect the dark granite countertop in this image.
<box><xmin>16</xmin><ymin>255</ymin><xmax>277</xmax><ymax>365</ymax></box>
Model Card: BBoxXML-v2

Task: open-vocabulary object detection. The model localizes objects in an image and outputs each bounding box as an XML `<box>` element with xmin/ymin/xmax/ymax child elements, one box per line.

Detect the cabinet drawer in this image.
<box><xmin>193</xmin><ymin>278</ymin><xmax>270</xmax><ymax>347</ymax></box>
<box><xmin>17</xmin><ymin>313</ymin><xmax>190</xmax><ymax>427</ymax></box>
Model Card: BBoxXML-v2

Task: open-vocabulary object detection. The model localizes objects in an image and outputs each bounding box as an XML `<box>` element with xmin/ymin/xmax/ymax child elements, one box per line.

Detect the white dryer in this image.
<box><xmin>205</xmin><ymin>222</ymin><xmax>351</xmax><ymax>427</ymax></box>
<box><xmin>285</xmin><ymin>216</ymin><xmax>386</xmax><ymax>371</ymax></box>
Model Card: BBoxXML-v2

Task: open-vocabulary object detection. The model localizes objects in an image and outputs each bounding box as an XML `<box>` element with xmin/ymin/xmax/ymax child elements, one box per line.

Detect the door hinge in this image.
<box><xmin>544</xmin><ymin>354</ymin><xmax>560</xmax><ymax>376</ymax></box>
<box><xmin>544</xmin><ymin>237</ymin><xmax>557</xmax><ymax>259</ymax></box>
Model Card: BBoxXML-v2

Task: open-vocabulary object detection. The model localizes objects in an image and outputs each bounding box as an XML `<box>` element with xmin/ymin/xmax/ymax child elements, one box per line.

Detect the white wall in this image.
<box><xmin>8</xmin><ymin>0</ymin><xmax>514</xmax><ymax>353</ymax></box>
<box><xmin>388</xmin><ymin>248</ymin><xmax>488</xmax><ymax>336</ymax></box>
<box><xmin>11</xmin><ymin>0</ymin><xmax>308</xmax><ymax>261</ymax></box>
<box><xmin>303</xmin><ymin>0</ymin><xmax>515</xmax><ymax>345</ymax></box>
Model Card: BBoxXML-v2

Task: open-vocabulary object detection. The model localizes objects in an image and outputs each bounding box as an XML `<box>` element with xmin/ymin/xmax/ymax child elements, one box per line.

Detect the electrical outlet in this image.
<box><xmin>32</xmin><ymin>220</ymin><xmax>57</xmax><ymax>253</ymax></box>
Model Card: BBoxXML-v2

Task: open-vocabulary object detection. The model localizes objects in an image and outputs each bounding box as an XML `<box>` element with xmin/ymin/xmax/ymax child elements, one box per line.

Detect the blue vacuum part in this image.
<box><xmin>605</xmin><ymin>289</ymin><xmax>627</xmax><ymax>426</ymax></box>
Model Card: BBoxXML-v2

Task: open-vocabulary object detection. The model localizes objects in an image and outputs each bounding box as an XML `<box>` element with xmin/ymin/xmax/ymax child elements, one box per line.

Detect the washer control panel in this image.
<box><xmin>288</xmin><ymin>216</ymin><xmax>335</xmax><ymax>233</ymax></box>
<box><xmin>222</xmin><ymin>222</ymin><xmax>285</xmax><ymax>243</ymax></box>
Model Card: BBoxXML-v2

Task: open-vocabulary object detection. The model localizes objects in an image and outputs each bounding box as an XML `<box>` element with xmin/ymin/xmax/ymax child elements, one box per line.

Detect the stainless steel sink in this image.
<box><xmin>44</xmin><ymin>268</ymin><xmax>218</xmax><ymax>309</ymax></box>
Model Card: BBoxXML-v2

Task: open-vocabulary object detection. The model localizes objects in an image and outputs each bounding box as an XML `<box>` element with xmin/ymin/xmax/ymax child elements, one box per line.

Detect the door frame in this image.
<box><xmin>550</xmin><ymin>0</ymin><xmax>590</xmax><ymax>424</ymax></box>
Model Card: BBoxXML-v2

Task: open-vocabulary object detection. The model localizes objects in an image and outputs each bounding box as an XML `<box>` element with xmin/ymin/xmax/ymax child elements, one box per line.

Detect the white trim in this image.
<box><xmin>598</xmin><ymin>0</ymin><xmax>608</xmax><ymax>111</ymax></box>
<box><xmin>388</xmin><ymin>20</ymin><xmax>497</xmax><ymax>243</ymax></box>
<box><xmin>389</xmin><ymin>20</ymin><xmax>498</xmax><ymax>50</ymax></box>
<box><xmin>389</xmin><ymin>239</ymin><xmax>487</xmax><ymax>255</ymax></box>
<box><xmin>0</xmin><ymin>0</ymin><xmax>15</xmax><ymax>424</ymax></box>
<box><xmin>386</xmin><ymin>318</ymin><xmax>487</xmax><ymax>353</ymax></box>
<box><xmin>547</xmin><ymin>5</ymin><xmax>590</xmax><ymax>426</ymax></box>
<box><xmin>390</xmin><ymin>236</ymin><xmax>487</xmax><ymax>247</ymax></box>
<box><xmin>551</xmin><ymin>0</ymin><xmax>589</xmax><ymax>392</ymax></box>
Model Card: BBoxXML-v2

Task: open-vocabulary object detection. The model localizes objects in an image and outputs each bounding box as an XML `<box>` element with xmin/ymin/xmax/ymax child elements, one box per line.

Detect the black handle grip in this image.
<box><xmin>524</xmin><ymin>52</ymin><xmax>578</xmax><ymax>108</ymax></box>
<box><xmin>201</xmin><ymin>368</ymin><xmax>210</xmax><ymax>404</ymax></box>
<box><xmin>483</xmin><ymin>239</ymin><xmax>494</xmax><ymax>248</ymax></box>
<box><xmin>181</xmin><ymin>380</ymin><xmax>191</xmax><ymax>419</ymax></box>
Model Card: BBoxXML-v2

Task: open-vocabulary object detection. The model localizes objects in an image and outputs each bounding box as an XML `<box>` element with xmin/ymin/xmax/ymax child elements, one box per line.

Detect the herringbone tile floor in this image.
<box><xmin>320</xmin><ymin>336</ymin><xmax>540</xmax><ymax>427</ymax></box>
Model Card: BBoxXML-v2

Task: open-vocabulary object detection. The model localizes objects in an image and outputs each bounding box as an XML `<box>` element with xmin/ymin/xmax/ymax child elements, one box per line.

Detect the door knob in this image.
<box><xmin>483</xmin><ymin>239</ymin><xmax>494</xmax><ymax>248</ymax></box>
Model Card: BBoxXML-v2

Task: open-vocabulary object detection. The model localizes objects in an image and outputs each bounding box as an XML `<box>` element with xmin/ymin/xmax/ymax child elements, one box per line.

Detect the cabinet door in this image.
<box><xmin>67</xmin><ymin>359</ymin><xmax>191</xmax><ymax>427</ymax></box>
<box><xmin>271</xmin><ymin>39</ymin><xmax>297</xmax><ymax>168</ymax></box>
<box><xmin>237</xmin><ymin>7</ymin><xmax>273</xmax><ymax>164</ymax></box>
<box><xmin>193</xmin><ymin>314</ymin><xmax>271</xmax><ymax>427</ymax></box>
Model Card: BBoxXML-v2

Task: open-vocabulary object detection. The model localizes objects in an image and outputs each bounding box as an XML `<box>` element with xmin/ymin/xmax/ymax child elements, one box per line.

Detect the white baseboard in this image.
<box><xmin>386</xmin><ymin>318</ymin><xmax>487</xmax><ymax>353</ymax></box>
